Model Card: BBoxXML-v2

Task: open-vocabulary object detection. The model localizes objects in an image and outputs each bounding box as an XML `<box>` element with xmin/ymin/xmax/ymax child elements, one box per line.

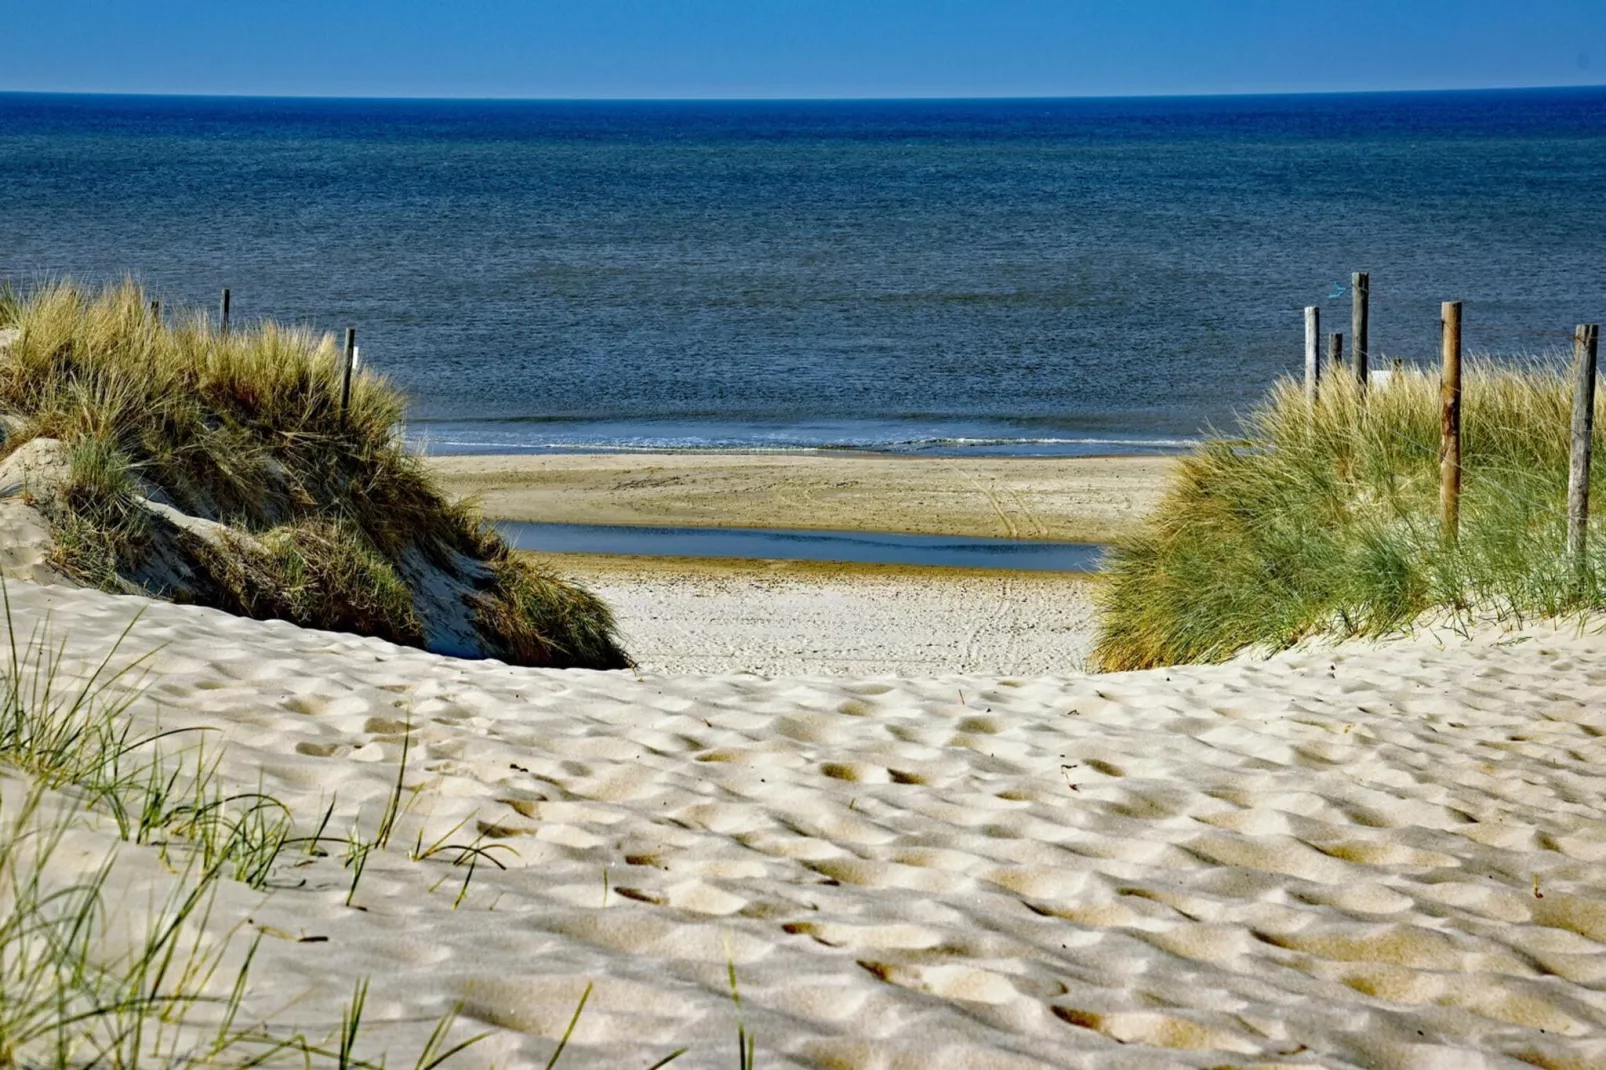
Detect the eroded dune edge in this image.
<box><xmin>5</xmin><ymin>578</ymin><xmax>1606</xmax><ymax>1069</ymax></box>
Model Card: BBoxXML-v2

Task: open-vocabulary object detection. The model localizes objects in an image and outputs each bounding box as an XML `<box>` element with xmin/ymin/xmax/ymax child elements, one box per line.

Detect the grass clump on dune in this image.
<box><xmin>191</xmin><ymin>519</ymin><xmax>427</xmax><ymax>648</ymax></box>
<box><xmin>1095</xmin><ymin>362</ymin><xmax>1606</xmax><ymax>670</ymax></box>
<box><xmin>0</xmin><ymin>279</ymin><xmax>627</xmax><ymax>669</ymax></box>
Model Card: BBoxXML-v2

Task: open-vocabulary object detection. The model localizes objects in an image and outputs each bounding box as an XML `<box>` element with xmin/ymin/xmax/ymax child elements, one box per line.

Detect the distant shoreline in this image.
<box><xmin>404</xmin><ymin>426</ymin><xmax>1201</xmax><ymax>461</ymax></box>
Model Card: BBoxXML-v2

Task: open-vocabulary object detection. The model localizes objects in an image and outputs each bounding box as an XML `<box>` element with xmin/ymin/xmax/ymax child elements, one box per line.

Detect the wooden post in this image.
<box><xmin>1439</xmin><ymin>301</ymin><xmax>1462</xmax><ymax>544</ymax></box>
<box><xmin>149</xmin><ymin>300</ymin><xmax>160</xmax><ymax>320</ymax></box>
<box><xmin>1304</xmin><ymin>306</ymin><xmax>1320</xmax><ymax>402</ymax></box>
<box><xmin>219</xmin><ymin>288</ymin><xmax>231</xmax><ymax>333</ymax></box>
<box><xmin>1328</xmin><ymin>332</ymin><xmax>1343</xmax><ymax>370</ymax></box>
<box><xmin>340</xmin><ymin>327</ymin><xmax>356</xmax><ymax>417</ymax></box>
<box><xmin>1351</xmin><ymin>272</ymin><xmax>1370</xmax><ymax>392</ymax></box>
<box><xmin>1567</xmin><ymin>323</ymin><xmax>1600</xmax><ymax>562</ymax></box>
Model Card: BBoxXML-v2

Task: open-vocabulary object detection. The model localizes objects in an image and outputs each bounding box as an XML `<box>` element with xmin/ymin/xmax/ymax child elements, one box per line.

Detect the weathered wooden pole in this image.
<box><xmin>1567</xmin><ymin>323</ymin><xmax>1600</xmax><ymax>563</ymax></box>
<box><xmin>1439</xmin><ymin>301</ymin><xmax>1462</xmax><ymax>544</ymax></box>
<box><xmin>340</xmin><ymin>327</ymin><xmax>356</xmax><ymax>417</ymax></box>
<box><xmin>219</xmin><ymin>288</ymin><xmax>231</xmax><ymax>333</ymax></box>
<box><xmin>1304</xmin><ymin>306</ymin><xmax>1320</xmax><ymax>402</ymax></box>
<box><xmin>1352</xmin><ymin>272</ymin><xmax>1370</xmax><ymax>392</ymax></box>
<box><xmin>1328</xmin><ymin>332</ymin><xmax>1343</xmax><ymax>371</ymax></box>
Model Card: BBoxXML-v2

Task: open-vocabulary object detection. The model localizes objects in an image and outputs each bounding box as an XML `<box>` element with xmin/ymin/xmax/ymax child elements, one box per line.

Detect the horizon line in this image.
<box><xmin>3</xmin><ymin>82</ymin><xmax>1604</xmax><ymax>105</ymax></box>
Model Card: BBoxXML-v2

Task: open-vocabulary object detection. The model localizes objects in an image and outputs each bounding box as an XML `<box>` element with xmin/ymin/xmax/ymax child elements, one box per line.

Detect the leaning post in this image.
<box><xmin>1567</xmin><ymin>323</ymin><xmax>1601</xmax><ymax>564</ymax></box>
<box><xmin>1352</xmin><ymin>272</ymin><xmax>1370</xmax><ymax>393</ymax></box>
<box><xmin>340</xmin><ymin>327</ymin><xmax>357</xmax><ymax>418</ymax></box>
<box><xmin>1304</xmin><ymin>306</ymin><xmax>1320</xmax><ymax>403</ymax></box>
<box><xmin>1439</xmin><ymin>301</ymin><xmax>1463</xmax><ymax>545</ymax></box>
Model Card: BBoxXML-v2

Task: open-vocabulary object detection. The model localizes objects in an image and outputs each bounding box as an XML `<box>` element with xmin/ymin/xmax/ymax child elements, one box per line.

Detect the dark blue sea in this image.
<box><xmin>2</xmin><ymin>89</ymin><xmax>1604</xmax><ymax>455</ymax></box>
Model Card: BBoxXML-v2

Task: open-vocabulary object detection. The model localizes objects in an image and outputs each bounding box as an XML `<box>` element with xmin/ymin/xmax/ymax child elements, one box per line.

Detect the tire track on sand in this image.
<box><xmin>942</xmin><ymin>461</ymin><xmax>1020</xmax><ymax>539</ymax></box>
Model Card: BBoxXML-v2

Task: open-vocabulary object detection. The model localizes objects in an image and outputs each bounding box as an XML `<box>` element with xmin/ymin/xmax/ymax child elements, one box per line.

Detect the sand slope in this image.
<box><xmin>6</xmin><ymin>579</ymin><xmax>1606</xmax><ymax>1068</ymax></box>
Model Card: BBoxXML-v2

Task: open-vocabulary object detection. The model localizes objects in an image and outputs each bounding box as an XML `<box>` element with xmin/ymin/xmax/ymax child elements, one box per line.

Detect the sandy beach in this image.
<box><xmin>9</xmin><ymin>33</ymin><xmax>1605</xmax><ymax>1070</ymax></box>
<box><xmin>428</xmin><ymin>452</ymin><xmax>1171</xmax><ymax>674</ymax></box>
<box><xmin>8</xmin><ymin>577</ymin><xmax>1606</xmax><ymax>1069</ymax></box>
<box><xmin>539</xmin><ymin>555</ymin><xmax>1098</xmax><ymax>676</ymax></box>
<box><xmin>427</xmin><ymin>453</ymin><xmax>1175</xmax><ymax>544</ymax></box>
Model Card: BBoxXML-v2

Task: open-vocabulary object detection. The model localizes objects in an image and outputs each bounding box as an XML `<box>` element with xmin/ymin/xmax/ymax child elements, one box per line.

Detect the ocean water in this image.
<box><xmin>3</xmin><ymin>89</ymin><xmax>1605</xmax><ymax>455</ymax></box>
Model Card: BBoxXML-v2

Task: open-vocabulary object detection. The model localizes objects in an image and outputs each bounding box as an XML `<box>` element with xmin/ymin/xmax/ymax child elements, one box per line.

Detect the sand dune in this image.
<box><xmin>7</xmin><ymin>578</ymin><xmax>1606</xmax><ymax>1068</ymax></box>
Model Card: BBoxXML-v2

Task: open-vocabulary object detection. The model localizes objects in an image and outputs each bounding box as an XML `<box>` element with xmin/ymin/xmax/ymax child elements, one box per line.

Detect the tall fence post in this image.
<box><xmin>1352</xmin><ymin>272</ymin><xmax>1370</xmax><ymax>392</ymax></box>
<box><xmin>1567</xmin><ymin>323</ymin><xmax>1601</xmax><ymax>564</ymax></box>
<box><xmin>340</xmin><ymin>327</ymin><xmax>356</xmax><ymax>418</ymax></box>
<box><xmin>1328</xmin><ymin>332</ymin><xmax>1343</xmax><ymax>371</ymax></box>
<box><xmin>1439</xmin><ymin>301</ymin><xmax>1462</xmax><ymax>544</ymax></box>
<box><xmin>1304</xmin><ymin>306</ymin><xmax>1320</xmax><ymax>403</ymax></box>
<box><xmin>219</xmin><ymin>288</ymin><xmax>231</xmax><ymax>334</ymax></box>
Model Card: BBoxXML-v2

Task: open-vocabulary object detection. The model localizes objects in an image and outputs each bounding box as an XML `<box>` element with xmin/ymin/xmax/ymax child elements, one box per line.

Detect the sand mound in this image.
<box><xmin>0</xmin><ymin>428</ymin><xmax>622</xmax><ymax>667</ymax></box>
<box><xmin>0</xmin><ymin>284</ymin><xmax>627</xmax><ymax>670</ymax></box>
<box><xmin>6</xmin><ymin>578</ymin><xmax>1606</xmax><ymax>1068</ymax></box>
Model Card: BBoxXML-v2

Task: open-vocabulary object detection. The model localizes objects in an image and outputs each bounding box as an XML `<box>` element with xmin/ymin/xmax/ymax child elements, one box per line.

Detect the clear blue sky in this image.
<box><xmin>2</xmin><ymin>1</ymin><xmax>1602</xmax><ymax>99</ymax></box>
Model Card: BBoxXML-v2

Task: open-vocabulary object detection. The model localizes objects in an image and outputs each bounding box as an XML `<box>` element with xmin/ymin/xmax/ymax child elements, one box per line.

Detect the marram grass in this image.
<box><xmin>1095</xmin><ymin>361</ymin><xmax>1606</xmax><ymax>671</ymax></box>
<box><xmin>0</xmin><ymin>279</ymin><xmax>627</xmax><ymax>669</ymax></box>
<box><xmin>0</xmin><ymin>586</ymin><xmax>745</xmax><ymax>1066</ymax></box>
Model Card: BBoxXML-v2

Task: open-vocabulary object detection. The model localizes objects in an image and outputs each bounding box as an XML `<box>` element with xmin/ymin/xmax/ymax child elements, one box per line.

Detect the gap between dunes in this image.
<box><xmin>427</xmin><ymin>453</ymin><xmax>1175</xmax><ymax>675</ymax></box>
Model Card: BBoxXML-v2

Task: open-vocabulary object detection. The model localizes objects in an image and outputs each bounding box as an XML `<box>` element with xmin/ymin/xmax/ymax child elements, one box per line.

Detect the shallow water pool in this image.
<box><xmin>495</xmin><ymin>521</ymin><xmax>1104</xmax><ymax>573</ymax></box>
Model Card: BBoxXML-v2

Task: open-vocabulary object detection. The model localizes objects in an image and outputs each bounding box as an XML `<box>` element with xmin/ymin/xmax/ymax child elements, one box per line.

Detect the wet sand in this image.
<box><xmin>433</xmin><ymin>451</ymin><xmax>1171</xmax><ymax>674</ymax></box>
<box><xmin>428</xmin><ymin>452</ymin><xmax>1175</xmax><ymax>544</ymax></box>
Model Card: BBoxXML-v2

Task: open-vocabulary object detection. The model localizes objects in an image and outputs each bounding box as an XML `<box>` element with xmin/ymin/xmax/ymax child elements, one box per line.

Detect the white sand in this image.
<box><xmin>7</xmin><ymin>578</ymin><xmax>1606</xmax><ymax>1068</ymax></box>
<box><xmin>543</xmin><ymin>557</ymin><xmax>1098</xmax><ymax>676</ymax></box>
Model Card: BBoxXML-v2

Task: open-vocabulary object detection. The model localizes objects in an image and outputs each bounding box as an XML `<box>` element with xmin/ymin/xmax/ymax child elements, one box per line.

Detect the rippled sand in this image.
<box><xmin>7</xmin><ymin>579</ymin><xmax>1606</xmax><ymax>1069</ymax></box>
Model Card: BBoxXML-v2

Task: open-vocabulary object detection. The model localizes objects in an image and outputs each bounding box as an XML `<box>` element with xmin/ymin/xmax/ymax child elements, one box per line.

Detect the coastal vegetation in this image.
<box><xmin>0</xmin><ymin>280</ymin><xmax>627</xmax><ymax>670</ymax></box>
<box><xmin>0</xmin><ymin>594</ymin><xmax>725</xmax><ymax>1066</ymax></box>
<box><xmin>1095</xmin><ymin>362</ymin><xmax>1606</xmax><ymax>670</ymax></box>
<box><xmin>0</xmin><ymin>595</ymin><xmax>486</xmax><ymax>1067</ymax></box>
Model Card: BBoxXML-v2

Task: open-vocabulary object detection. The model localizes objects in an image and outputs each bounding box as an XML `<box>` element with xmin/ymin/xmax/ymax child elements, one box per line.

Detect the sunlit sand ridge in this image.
<box><xmin>6</xmin><ymin>578</ymin><xmax>1606</xmax><ymax>1069</ymax></box>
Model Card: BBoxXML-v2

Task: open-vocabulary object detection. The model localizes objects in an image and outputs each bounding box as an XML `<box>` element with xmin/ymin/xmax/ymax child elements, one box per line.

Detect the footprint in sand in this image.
<box><xmin>858</xmin><ymin>960</ymin><xmax>1019</xmax><ymax>1005</ymax></box>
<box><xmin>784</xmin><ymin>920</ymin><xmax>943</xmax><ymax>950</ymax></box>
<box><xmin>1051</xmin><ymin>1007</ymin><xmax>1262</xmax><ymax>1053</ymax></box>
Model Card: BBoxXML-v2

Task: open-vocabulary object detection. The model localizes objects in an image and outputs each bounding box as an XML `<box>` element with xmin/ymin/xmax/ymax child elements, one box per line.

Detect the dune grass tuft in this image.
<box><xmin>471</xmin><ymin>549</ymin><xmax>630</xmax><ymax>671</ymax></box>
<box><xmin>189</xmin><ymin>520</ymin><xmax>426</xmax><ymax>648</ymax></box>
<box><xmin>0</xmin><ymin>279</ymin><xmax>627</xmax><ymax>669</ymax></box>
<box><xmin>1095</xmin><ymin>360</ymin><xmax>1606</xmax><ymax>670</ymax></box>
